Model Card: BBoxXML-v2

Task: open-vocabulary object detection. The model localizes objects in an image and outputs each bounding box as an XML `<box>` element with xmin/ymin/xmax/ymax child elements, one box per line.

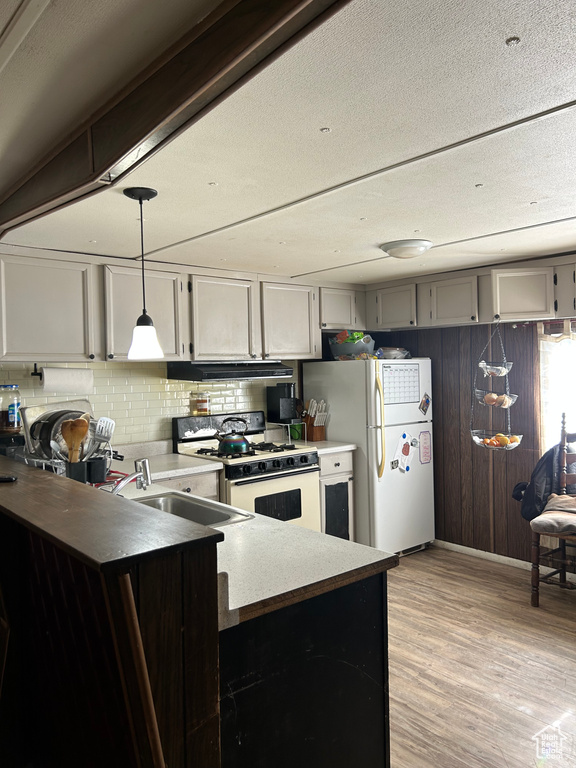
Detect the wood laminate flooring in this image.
<box><xmin>387</xmin><ymin>546</ymin><xmax>576</xmax><ymax>768</ymax></box>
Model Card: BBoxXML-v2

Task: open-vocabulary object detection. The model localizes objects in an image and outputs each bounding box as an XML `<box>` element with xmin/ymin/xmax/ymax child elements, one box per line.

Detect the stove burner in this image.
<box><xmin>221</xmin><ymin>449</ymin><xmax>256</xmax><ymax>458</ymax></box>
<box><xmin>250</xmin><ymin>441</ymin><xmax>298</xmax><ymax>452</ymax></box>
<box><xmin>195</xmin><ymin>447</ymin><xmax>258</xmax><ymax>458</ymax></box>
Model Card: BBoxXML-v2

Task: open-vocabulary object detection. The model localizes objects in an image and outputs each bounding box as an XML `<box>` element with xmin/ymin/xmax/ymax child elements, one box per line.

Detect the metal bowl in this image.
<box><xmin>471</xmin><ymin>430</ymin><xmax>523</xmax><ymax>450</ymax></box>
<box><xmin>478</xmin><ymin>360</ymin><xmax>513</xmax><ymax>377</ymax></box>
<box><xmin>474</xmin><ymin>389</ymin><xmax>518</xmax><ymax>409</ymax></box>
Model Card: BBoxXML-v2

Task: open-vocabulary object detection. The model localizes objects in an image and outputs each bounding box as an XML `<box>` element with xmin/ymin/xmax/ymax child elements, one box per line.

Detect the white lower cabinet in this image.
<box><xmin>261</xmin><ymin>282</ymin><xmax>321</xmax><ymax>359</ymax></box>
<box><xmin>319</xmin><ymin>451</ymin><xmax>354</xmax><ymax>540</ymax></box>
<box><xmin>104</xmin><ymin>265</ymin><xmax>185</xmax><ymax>360</ymax></box>
<box><xmin>152</xmin><ymin>471</ymin><xmax>219</xmax><ymax>501</ymax></box>
<box><xmin>0</xmin><ymin>255</ymin><xmax>98</xmax><ymax>361</ymax></box>
<box><xmin>320</xmin><ymin>287</ymin><xmax>366</xmax><ymax>330</ymax></box>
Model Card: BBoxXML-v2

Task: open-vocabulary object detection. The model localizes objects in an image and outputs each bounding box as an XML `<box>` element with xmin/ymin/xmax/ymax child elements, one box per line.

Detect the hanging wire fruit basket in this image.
<box><xmin>470</xmin><ymin>323</ymin><xmax>522</xmax><ymax>450</ymax></box>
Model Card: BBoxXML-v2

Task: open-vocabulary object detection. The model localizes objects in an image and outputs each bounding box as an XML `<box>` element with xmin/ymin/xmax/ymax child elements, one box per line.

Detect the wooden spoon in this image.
<box><xmin>61</xmin><ymin>418</ymin><xmax>89</xmax><ymax>463</ymax></box>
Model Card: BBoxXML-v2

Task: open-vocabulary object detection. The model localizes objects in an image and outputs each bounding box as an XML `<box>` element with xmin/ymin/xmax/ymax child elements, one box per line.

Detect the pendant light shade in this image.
<box><xmin>123</xmin><ymin>187</ymin><xmax>164</xmax><ymax>360</ymax></box>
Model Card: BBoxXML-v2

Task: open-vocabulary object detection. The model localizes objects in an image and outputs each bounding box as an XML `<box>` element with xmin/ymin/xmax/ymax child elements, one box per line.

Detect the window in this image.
<box><xmin>539</xmin><ymin>322</ymin><xmax>576</xmax><ymax>450</ymax></box>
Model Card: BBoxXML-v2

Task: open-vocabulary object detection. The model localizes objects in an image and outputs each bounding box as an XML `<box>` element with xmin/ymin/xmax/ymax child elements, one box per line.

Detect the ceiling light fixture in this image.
<box><xmin>379</xmin><ymin>239</ymin><xmax>433</xmax><ymax>259</ymax></box>
<box><xmin>123</xmin><ymin>187</ymin><xmax>164</xmax><ymax>360</ymax></box>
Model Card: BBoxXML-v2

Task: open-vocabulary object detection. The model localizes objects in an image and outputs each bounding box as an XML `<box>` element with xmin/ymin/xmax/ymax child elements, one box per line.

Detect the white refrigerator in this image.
<box><xmin>303</xmin><ymin>358</ymin><xmax>434</xmax><ymax>554</ymax></box>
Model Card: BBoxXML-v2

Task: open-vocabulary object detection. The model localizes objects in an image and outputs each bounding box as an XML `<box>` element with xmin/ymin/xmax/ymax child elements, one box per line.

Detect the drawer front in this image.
<box><xmin>153</xmin><ymin>472</ymin><xmax>219</xmax><ymax>500</ymax></box>
<box><xmin>319</xmin><ymin>451</ymin><xmax>353</xmax><ymax>477</ymax></box>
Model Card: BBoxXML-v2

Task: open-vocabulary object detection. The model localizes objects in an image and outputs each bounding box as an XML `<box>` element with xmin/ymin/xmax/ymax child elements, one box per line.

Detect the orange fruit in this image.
<box><xmin>497</xmin><ymin>435</ymin><xmax>510</xmax><ymax>446</ymax></box>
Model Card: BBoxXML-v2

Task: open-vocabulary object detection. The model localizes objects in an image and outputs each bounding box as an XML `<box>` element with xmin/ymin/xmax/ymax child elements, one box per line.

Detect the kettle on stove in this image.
<box><xmin>215</xmin><ymin>417</ymin><xmax>252</xmax><ymax>455</ymax></box>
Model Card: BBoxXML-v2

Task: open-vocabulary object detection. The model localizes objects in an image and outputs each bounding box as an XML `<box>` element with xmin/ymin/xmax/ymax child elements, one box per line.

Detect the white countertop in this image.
<box><xmin>306</xmin><ymin>440</ymin><xmax>356</xmax><ymax>454</ymax></box>
<box><xmin>110</xmin><ymin>452</ymin><xmax>223</xmax><ymax>480</ymax></box>
<box><xmin>119</xmin><ymin>482</ymin><xmax>396</xmax><ymax>631</ymax></box>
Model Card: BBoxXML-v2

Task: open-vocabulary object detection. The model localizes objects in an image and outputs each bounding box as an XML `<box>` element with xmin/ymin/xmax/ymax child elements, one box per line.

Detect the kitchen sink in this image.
<box><xmin>136</xmin><ymin>493</ymin><xmax>253</xmax><ymax>527</ymax></box>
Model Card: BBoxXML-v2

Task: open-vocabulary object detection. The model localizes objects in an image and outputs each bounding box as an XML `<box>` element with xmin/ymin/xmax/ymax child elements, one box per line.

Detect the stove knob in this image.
<box><xmin>286</xmin><ymin>456</ymin><xmax>295</xmax><ymax>466</ymax></box>
<box><xmin>258</xmin><ymin>462</ymin><xmax>267</xmax><ymax>471</ymax></box>
<box><xmin>300</xmin><ymin>455</ymin><xmax>309</xmax><ymax>464</ymax></box>
<box><xmin>243</xmin><ymin>465</ymin><xmax>252</xmax><ymax>475</ymax></box>
<box><xmin>273</xmin><ymin>459</ymin><xmax>281</xmax><ymax>468</ymax></box>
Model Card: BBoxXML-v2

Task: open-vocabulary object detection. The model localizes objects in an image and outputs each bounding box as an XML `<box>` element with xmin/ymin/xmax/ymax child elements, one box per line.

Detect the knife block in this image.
<box><xmin>303</xmin><ymin>416</ymin><xmax>325</xmax><ymax>443</ymax></box>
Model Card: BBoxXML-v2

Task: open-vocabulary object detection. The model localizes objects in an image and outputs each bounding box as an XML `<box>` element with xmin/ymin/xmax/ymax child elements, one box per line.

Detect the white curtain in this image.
<box><xmin>539</xmin><ymin>334</ymin><xmax>576</xmax><ymax>450</ymax></box>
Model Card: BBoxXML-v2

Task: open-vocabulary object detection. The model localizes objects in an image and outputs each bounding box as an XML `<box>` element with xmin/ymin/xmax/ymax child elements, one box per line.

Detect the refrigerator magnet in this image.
<box><xmin>419</xmin><ymin>393</ymin><xmax>431</xmax><ymax>415</ymax></box>
<box><xmin>419</xmin><ymin>430</ymin><xmax>432</xmax><ymax>464</ymax></box>
<box><xmin>393</xmin><ymin>432</ymin><xmax>414</xmax><ymax>472</ymax></box>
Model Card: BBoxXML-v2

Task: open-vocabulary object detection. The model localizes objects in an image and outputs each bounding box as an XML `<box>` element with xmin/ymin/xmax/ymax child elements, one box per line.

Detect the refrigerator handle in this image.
<box><xmin>375</xmin><ymin>361</ymin><xmax>385</xmax><ymax>478</ymax></box>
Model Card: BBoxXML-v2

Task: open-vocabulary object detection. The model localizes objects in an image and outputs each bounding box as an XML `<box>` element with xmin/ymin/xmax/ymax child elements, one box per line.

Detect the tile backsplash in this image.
<box><xmin>1</xmin><ymin>362</ymin><xmax>297</xmax><ymax>444</ymax></box>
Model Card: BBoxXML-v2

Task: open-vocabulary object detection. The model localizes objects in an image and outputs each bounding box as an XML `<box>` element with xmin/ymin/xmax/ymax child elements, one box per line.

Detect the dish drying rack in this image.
<box><xmin>470</xmin><ymin>322</ymin><xmax>522</xmax><ymax>451</ymax></box>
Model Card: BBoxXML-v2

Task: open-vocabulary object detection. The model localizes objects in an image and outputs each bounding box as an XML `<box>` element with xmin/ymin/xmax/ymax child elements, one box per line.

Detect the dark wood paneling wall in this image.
<box><xmin>383</xmin><ymin>323</ymin><xmax>540</xmax><ymax>562</ymax></box>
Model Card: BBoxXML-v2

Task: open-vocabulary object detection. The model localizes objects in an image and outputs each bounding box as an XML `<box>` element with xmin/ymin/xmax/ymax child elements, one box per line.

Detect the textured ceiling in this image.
<box><xmin>2</xmin><ymin>0</ymin><xmax>576</xmax><ymax>284</ymax></box>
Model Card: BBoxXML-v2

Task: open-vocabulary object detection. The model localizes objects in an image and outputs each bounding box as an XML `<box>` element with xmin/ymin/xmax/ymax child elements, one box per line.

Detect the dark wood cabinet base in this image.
<box><xmin>219</xmin><ymin>574</ymin><xmax>390</xmax><ymax>768</ymax></box>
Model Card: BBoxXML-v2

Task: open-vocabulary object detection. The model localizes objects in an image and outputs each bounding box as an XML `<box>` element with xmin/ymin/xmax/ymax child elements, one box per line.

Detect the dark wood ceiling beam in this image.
<box><xmin>0</xmin><ymin>0</ymin><xmax>351</xmax><ymax>237</ymax></box>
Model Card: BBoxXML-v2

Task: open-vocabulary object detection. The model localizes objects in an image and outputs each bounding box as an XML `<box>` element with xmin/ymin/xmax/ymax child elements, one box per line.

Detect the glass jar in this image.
<box><xmin>0</xmin><ymin>384</ymin><xmax>21</xmax><ymax>434</ymax></box>
<box><xmin>191</xmin><ymin>391</ymin><xmax>211</xmax><ymax>416</ymax></box>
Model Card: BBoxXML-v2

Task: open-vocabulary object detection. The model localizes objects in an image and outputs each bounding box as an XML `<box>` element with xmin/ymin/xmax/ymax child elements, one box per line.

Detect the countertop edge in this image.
<box><xmin>313</xmin><ymin>441</ymin><xmax>357</xmax><ymax>454</ymax></box>
<box><xmin>225</xmin><ymin>555</ymin><xmax>398</xmax><ymax>628</ymax></box>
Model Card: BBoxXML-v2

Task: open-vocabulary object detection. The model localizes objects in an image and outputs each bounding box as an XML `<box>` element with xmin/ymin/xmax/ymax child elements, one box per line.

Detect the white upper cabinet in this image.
<box><xmin>0</xmin><ymin>255</ymin><xmax>98</xmax><ymax>361</ymax></box>
<box><xmin>320</xmin><ymin>288</ymin><xmax>366</xmax><ymax>330</ymax></box>
<box><xmin>491</xmin><ymin>267</ymin><xmax>554</xmax><ymax>322</ymax></box>
<box><xmin>190</xmin><ymin>275</ymin><xmax>261</xmax><ymax>360</ymax></box>
<box><xmin>261</xmin><ymin>282</ymin><xmax>321</xmax><ymax>359</ymax></box>
<box><xmin>554</xmin><ymin>264</ymin><xmax>576</xmax><ymax>318</ymax></box>
<box><xmin>366</xmin><ymin>284</ymin><xmax>417</xmax><ymax>329</ymax></box>
<box><xmin>104</xmin><ymin>266</ymin><xmax>184</xmax><ymax>360</ymax></box>
<box><xmin>432</xmin><ymin>276</ymin><xmax>478</xmax><ymax>325</ymax></box>
<box><xmin>416</xmin><ymin>275</ymin><xmax>478</xmax><ymax>327</ymax></box>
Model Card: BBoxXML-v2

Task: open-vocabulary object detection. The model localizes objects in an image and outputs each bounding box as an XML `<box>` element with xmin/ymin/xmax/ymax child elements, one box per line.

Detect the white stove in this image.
<box><xmin>173</xmin><ymin>413</ymin><xmax>321</xmax><ymax>531</ymax></box>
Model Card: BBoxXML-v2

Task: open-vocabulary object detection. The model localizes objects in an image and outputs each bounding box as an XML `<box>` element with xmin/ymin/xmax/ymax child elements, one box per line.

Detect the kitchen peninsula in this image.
<box><xmin>0</xmin><ymin>456</ymin><xmax>397</xmax><ymax>768</ymax></box>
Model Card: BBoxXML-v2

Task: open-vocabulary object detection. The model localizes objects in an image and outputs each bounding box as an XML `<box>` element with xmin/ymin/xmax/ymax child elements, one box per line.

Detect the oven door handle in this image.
<box><xmin>231</xmin><ymin>466</ymin><xmax>320</xmax><ymax>486</ymax></box>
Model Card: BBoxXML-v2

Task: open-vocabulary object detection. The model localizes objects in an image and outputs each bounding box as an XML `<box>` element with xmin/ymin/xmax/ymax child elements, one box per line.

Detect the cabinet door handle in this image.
<box><xmin>184</xmin><ymin>487</ymin><xmax>191</xmax><ymax>493</ymax></box>
<box><xmin>108</xmin><ymin>354</ymin><xmax>114</xmax><ymax>359</ymax></box>
<box><xmin>334</xmin><ymin>462</ymin><xmax>340</xmax><ymax>468</ymax></box>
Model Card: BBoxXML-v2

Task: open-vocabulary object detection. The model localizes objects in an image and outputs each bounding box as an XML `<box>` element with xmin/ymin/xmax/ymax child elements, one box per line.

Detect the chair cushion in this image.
<box><xmin>530</xmin><ymin>494</ymin><xmax>576</xmax><ymax>534</ymax></box>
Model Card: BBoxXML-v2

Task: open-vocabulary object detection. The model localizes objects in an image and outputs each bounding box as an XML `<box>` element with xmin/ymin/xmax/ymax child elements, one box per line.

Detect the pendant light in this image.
<box><xmin>123</xmin><ymin>187</ymin><xmax>164</xmax><ymax>360</ymax></box>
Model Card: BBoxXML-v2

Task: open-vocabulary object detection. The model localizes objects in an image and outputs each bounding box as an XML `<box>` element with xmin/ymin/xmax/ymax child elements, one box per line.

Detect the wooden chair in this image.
<box><xmin>530</xmin><ymin>414</ymin><xmax>576</xmax><ymax>606</ymax></box>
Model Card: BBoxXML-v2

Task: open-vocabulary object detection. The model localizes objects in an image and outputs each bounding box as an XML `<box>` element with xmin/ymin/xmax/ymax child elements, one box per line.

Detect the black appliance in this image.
<box><xmin>266</xmin><ymin>383</ymin><xmax>299</xmax><ymax>424</ymax></box>
<box><xmin>166</xmin><ymin>361</ymin><xmax>293</xmax><ymax>382</ymax></box>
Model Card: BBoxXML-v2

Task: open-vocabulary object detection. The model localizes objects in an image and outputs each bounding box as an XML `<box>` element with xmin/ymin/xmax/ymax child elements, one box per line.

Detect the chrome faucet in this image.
<box><xmin>101</xmin><ymin>458</ymin><xmax>152</xmax><ymax>495</ymax></box>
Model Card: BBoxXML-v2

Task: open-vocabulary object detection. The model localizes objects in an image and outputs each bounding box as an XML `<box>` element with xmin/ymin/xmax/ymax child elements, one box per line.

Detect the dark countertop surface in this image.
<box><xmin>0</xmin><ymin>456</ymin><xmax>223</xmax><ymax>573</ymax></box>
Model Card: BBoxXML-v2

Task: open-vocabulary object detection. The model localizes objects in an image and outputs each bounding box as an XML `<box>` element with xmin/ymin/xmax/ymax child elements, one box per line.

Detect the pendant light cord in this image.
<box><xmin>139</xmin><ymin>197</ymin><xmax>147</xmax><ymax>316</ymax></box>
